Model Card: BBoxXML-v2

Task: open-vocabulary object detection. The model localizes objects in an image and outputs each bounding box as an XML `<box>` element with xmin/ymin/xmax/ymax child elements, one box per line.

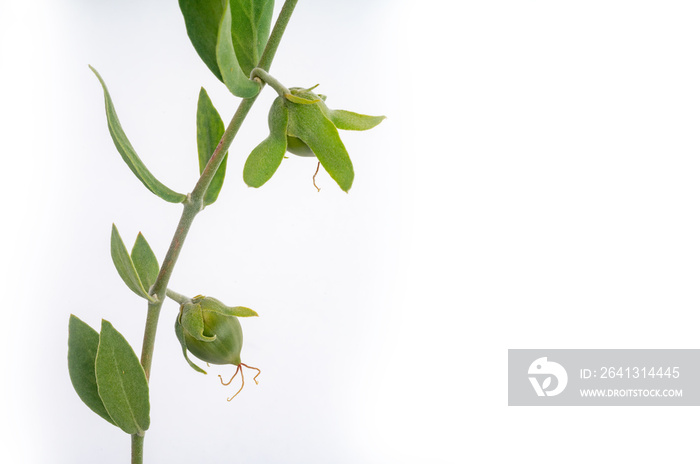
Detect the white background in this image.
<box><xmin>2</xmin><ymin>0</ymin><xmax>700</xmax><ymax>462</ymax></box>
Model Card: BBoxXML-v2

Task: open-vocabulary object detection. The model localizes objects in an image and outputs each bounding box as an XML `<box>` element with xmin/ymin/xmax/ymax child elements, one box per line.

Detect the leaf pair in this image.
<box><xmin>68</xmin><ymin>316</ymin><xmax>150</xmax><ymax>435</ymax></box>
<box><xmin>243</xmin><ymin>89</ymin><xmax>385</xmax><ymax>192</ymax></box>
<box><xmin>111</xmin><ymin>225</ymin><xmax>159</xmax><ymax>301</ymax></box>
<box><xmin>92</xmin><ymin>68</ymin><xmax>232</xmax><ymax>207</ymax></box>
<box><xmin>179</xmin><ymin>0</ymin><xmax>274</xmax><ymax>98</ymax></box>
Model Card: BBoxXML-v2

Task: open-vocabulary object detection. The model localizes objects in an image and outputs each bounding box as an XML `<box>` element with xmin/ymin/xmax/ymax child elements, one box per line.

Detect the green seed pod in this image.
<box><xmin>174</xmin><ymin>295</ymin><xmax>258</xmax><ymax>370</ymax></box>
<box><xmin>286</xmin><ymin>134</ymin><xmax>315</xmax><ymax>157</ymax></box>
<box><xmin>182</xmin><ymin>297</ymin><xmax>243</xmax><ymax>365</ymax></box>
<box><xmin>283</xmin><ymin>89</ymin><xmax>323</xmax><ymax>158</ymax></box>
<box><xmin>243</xmin><ymin>84</ymin><xmax>385</xmax><ymax>192</ymax></box>
<box><xmin>282</xmin><ymin>87</ymin><xmax>386</xmax><ymax>160</ymax></box>
<box><xmin>286</xmin><ymin>87</ymin><xmax>385</xmax><ymax>134</ymax></box>
<box><xmin>174</xmin><ymin>295</ymin><xmax>260</xmax><ymax>400</ymax></box>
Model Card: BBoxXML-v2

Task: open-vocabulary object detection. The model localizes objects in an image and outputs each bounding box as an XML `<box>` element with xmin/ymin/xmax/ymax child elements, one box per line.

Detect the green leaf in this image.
<box><xmin>215</xmin><ymin>305</ymin><xmax>259</xmax><ymax>317</ymax></box>
<box><xmin>68</xmin><ymin>315</ymin><xmax>116</xmax><ymax>426</ymax></box>
<box><xmin>90</xmin><ymin>66</ymin><xmax>187</xmax><ymax>204</ymax></box>
<box><xmin>111</xmin><ymin>224</ymin><xmax>155</xmax><ymax>302</ymax></box>
<box><xmin>286</xmin><ymin>101</ymin><xmax>354</xmax><ymax>192</ymax></box>
<box><xmin>216</xmin><ymin>1</ymin><xmax>261</xmax><ymax>98</ymax></box>
<box><xmin>197</xmin><ymin>88</ymin><xmax>227</xmax><ymax>206</ymax></box>
<box><xmin>230</xmin><ymin>0</ymin><xmax>275</xmax><ymax>75</ymax></box>
<box><xmin>130</xmin><ymin>233</ymin><xmax>159</xmax><ymax>291</ymax></box>
<box><xmin>243</xmin><ymin>97</ymin><xmax>288</xmax><ymax>187</ymax></box>
<box><xmin>285</xmin><ymin>93</ymin><xmax>321</xmax><ymax>105</ymax></box>
<box><xmin>95</xmin><ymin>320</ymin><xmax>150</xmax><ymax>435</ymax></box>
<box><xmin>175</xmin><ymin>317</ymin><xmax>208</xmax><ymax>374</ymax></box>
<box><xmin>178</xmin><ymin>0</ymin><xmax>226</xmax><ymax>81</ymax></box>
<box><xmin>328</xmin><ymin>109</ymin><xmax>386</xmax><ymax>131</ymax></box>
<box><xmin>178</xmin><ymin>1</ymin><xmax>261</xmax><ymax>96</ymax></box>
<box><xmin>198</xmin><ymin>296</ymin><xmax>259</xmax><ymax>317</ymax></box>
<box><xmin>181</xmin><ymin>305</ymin><xmax>216</xmax><ymax>342</ymax></box>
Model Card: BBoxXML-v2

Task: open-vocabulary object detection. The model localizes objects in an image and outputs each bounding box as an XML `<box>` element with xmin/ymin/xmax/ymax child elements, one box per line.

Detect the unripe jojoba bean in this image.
<box><xmin>178</xmin><ymin>296</ymin><xmax>244</xmax><ymax>365</ymax></box>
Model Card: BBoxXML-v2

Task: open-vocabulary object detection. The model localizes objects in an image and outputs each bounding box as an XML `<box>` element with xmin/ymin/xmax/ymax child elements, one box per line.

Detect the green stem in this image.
<box><xmin>131</xmin><ymin>435</ymin><xmax>144</xmax><ymax>464</ymax></box>
<box><xmin>131</xmin><ymin>1</ymin><xmax>299</xmax><ymax>463</ymax></box>
<box><xmin>250</xmin><ymin>68</ymin><xmax>290</xmax><ymax>98</ymax></box>
<box><xmin>165</xmin><ymin>288</ymin><xmax>191</xmax><ymax>305</ymax></box>
<box><xmin>190</xmin><ymin>0</ymin><xmax>299</xmax><ymax>202</ymax></box>
<box><xmin>258</xmin><ymin>0</ymin><xmax>298</xmax><ymax>72</ymax></box>
<box><xmin>140</xmin><ymin>198</ymin><xmax>199</xmax><ymax>379</ymax></box>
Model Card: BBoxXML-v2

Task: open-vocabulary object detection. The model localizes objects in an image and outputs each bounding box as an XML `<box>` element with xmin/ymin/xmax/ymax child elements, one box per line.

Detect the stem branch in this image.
<box><xmin>165</xmin><ymin>289</ymin><xmax>191</xmax><ymax>305</ymax></box>
<box><xmin>130</xmin><ymin>1</ymin><xmax>299</xmax><ymax>462</ymax></box>
<box><xmin>250</xmin><ymin>68</ymin><xmax>289</xmax><ymax>98</ymax></box>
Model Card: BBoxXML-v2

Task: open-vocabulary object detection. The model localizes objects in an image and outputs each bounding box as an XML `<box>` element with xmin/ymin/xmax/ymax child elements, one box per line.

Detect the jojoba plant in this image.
<box><xmin>66</xmin><ymin>1</ymin><xmax>383</xmax><ymax>462</ymax></box>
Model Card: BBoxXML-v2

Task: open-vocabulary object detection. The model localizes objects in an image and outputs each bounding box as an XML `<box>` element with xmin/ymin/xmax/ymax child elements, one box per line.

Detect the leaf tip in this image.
<box><xmin>89</xmin><ymin>65</ymin><xmax>105</xmax><ymax>85</ymax></box>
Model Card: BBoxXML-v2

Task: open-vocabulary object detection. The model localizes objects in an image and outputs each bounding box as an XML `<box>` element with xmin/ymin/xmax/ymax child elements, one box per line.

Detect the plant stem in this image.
<box><xmin>250</xmin><ymin>68</ymin><xmax>290</xmax><ymax>98</ymax></box>
<box><xmin>190</xmin><ymin>0</ymin><xmax>299</xmax><ymax>202</ymax></box>
<box><xmin>165</xmin><ymin>288</ymin><xmax>191</xmax><ymax>305</ymax></box>
<box><xmin>140</xmin><ymin>199</ymin><xmax>199</xmax><ymax>379</ymax></box>
<box><xmin>131</xmin><ymin>435</ymin><xmax>144</xmax><ymax>464</ymax></box>
<box><xmin>131</xmin><ymin>1</ymin><xmax>299</xmax><ymax>462</ymax></box>
<box><xmin>258</xmin><ymin>0</ymin><xmax>299</xmax><ymax>73</ymax></box>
